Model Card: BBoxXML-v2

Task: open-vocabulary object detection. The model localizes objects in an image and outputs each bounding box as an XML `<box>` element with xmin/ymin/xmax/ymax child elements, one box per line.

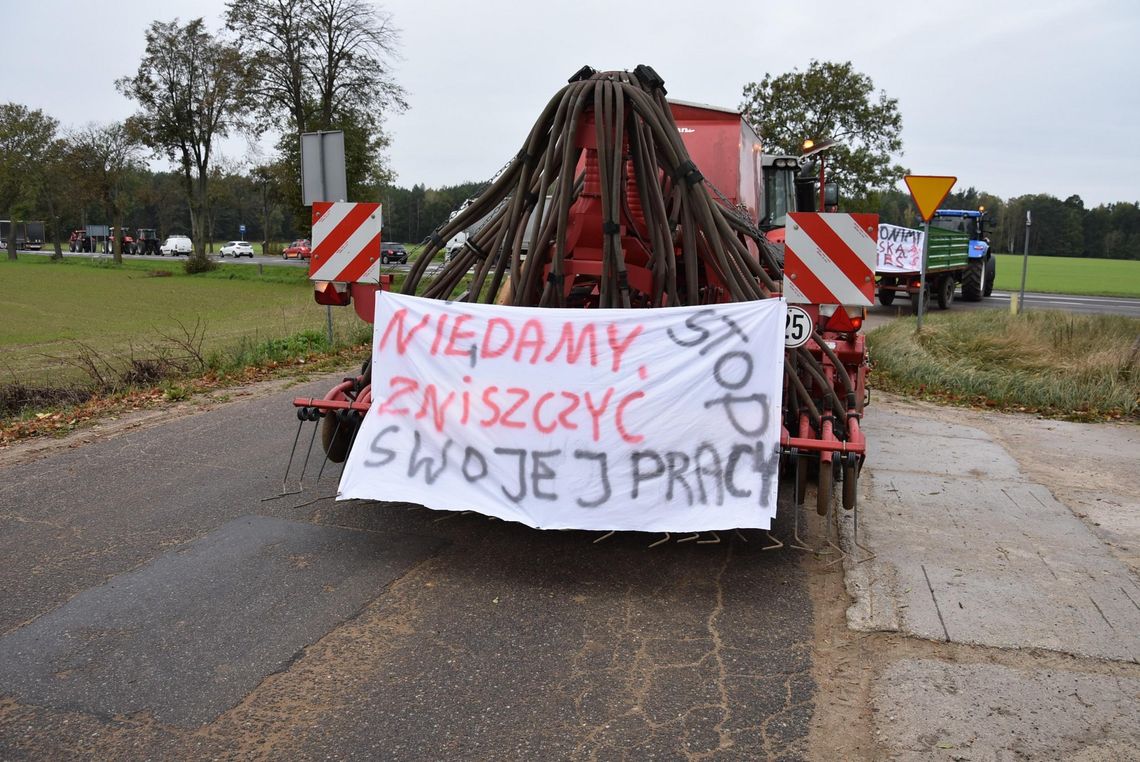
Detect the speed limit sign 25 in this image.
<box><xmin>784</xmin><ymin>306</ymin><xmax>813</xmax><ymax>348</ymax></box>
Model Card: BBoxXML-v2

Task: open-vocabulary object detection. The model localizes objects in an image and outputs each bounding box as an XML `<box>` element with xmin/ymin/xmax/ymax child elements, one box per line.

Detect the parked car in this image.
<box><xmin>282</xmin><ymin>239</ymin><xmax>311</xmax><ymax>260</ymax></box>
<box><xmin>159</xmin><ymin>235</ymin><xmax>193</xmax><ymax>256</ymax></box>
<box><xmin>380</xmin><ymin>242</ymin><xmax>408</xmax><ymax>265</ymax></box>
<box><xmin>220</xmin><ymin>240</ymin><xmax>254</xmax><ymax>258</ymax></box>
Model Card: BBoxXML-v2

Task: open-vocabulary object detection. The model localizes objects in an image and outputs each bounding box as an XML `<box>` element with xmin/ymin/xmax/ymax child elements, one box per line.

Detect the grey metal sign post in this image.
<box><xmin>916</xmin><ymin>221</ymin><xmax>931</xmax><ymax>331</ymax></box>
<box><xmin>1017</xmin><ymin>210</ymin><xmax>1031</xmax><ymax>315</ymax></box>
<box><xmin>300</xmin><ymin>130</ymin><xmax>348</xmax><ymax>345</ymax></box>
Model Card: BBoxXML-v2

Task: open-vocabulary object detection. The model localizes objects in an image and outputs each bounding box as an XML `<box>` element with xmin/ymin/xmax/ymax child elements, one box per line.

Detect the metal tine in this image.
<box><xmin>315</xmin><ymin>412</ymin><xmax>341</xmax><ymax>482</ymax></box>
<box><xmin>851</xmin><ymin>478</ymin><xmax>877</xmax><ymax>563</ymax></box>
<box><xmin>789</xmin><ymin>470</ymin><xmax>813</xmax><ymax>552</ymax></box>
<box><xmin>734</xmin><ymin>529</ymin><xmax>749</xmax><ymax>543</ymax></box>
<box><xmin>823</xmin><ymin>503</ymin><xmax>847</xmax><ymax>567</ymax></box>
<box><xmin>761</xmin><ymin>531</ymin><xmax>783</xmax><ymax>551</ymax></box>
<box><xmin>262</xmin><ymin>418</ymin><xmax>307</xmax><ymax>501</ymax></box>
<box><xmin>648</xmin><ymin>533</ymin><xmax>671</xmax><ymax>548</ymax></box>
<box><xmin>696</xmin><ymin>531</ymin><xmax>721</xmax><ymax>545</ymax></box>
<box><xmin>676</xmin><ymin>533</ymin><xmax>701</xmax><ymax>544</ymax></box>
<box><xmin>336</xmin><ymin>411</ymin><xmax>365</xmax><ymax>481</ymax></box>
<box><xmin>294</xmin><ymin>412</ymin><xmax>322</xmax><ymax>490</ymax></box>
<box><xmin>592</xmin><ymin>530</ymin><xmax>615</xmax><ymax>544</ymax></box>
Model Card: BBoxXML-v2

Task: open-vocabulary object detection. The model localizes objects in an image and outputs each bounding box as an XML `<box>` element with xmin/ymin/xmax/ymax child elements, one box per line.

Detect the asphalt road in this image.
<box><xmin>0</xmin><ymin>378</ymin><xmax>816</xmax><ymax>759</ymax></box>
<box><xmin>868</xmin><ymin>289</ymin><xmax>1140</xmax><ymax>320</ymax></box>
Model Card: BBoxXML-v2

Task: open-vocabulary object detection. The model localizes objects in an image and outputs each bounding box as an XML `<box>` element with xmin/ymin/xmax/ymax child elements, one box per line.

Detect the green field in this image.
<box><xmin>0</xmin><ymin>257</ymin><xmax>371</xmax><ymax>386</ymax></box>
<box><xmin>991</xmin><ymin>254</ymin><xmax>1140</xmax><ymax>297</ymax></box>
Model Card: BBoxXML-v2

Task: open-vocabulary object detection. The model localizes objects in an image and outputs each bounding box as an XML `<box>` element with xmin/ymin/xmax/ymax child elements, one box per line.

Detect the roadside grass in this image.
<box><xmin>0</xmin><ymin>254</ymin><xmax>430</xmax><ymax>442</ymax></box>
<box><xmin>868</xmin><ymin>311</ymin><xmax>1140</xmax><ymax>421</ymax></box>
<box><xmin>991</xmin><ymin>254</ymin><xmax>1140</xmax><ymax>298</ymax></box>
<box><xmin>0</xmin><ymin>256</ymin><xmax>363</xmax><ymax>385</ymax></box>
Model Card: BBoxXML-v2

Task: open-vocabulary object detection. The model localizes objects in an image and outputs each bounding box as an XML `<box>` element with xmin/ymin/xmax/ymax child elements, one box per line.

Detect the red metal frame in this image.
<box><xmin>295</xmin><ymin>101</ymin><xmax>871</xmax><ymax>476</ymax></box>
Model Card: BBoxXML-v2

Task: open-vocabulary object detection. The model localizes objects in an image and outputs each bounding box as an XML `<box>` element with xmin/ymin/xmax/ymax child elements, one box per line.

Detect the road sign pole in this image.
<box><xmin>916</xmin><ymin>220</ymin><xmax>930</xmax><ymax>331</ymax></box>
<box><xmin>1017</xmin><ymin>210</ymin><xmax>1031</xmax><ymax>315</ymax></box>
<box><xmin>903</xmin><ymin>175</ymin><xmax>957</xmax><ymax>333</ymax></box>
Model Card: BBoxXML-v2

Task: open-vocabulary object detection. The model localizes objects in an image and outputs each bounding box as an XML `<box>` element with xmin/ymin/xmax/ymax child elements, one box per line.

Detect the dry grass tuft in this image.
<box><xmin>868</xmin><ymin>311</ymin><xmax>1139</xmax><ymax>421</ymax></box>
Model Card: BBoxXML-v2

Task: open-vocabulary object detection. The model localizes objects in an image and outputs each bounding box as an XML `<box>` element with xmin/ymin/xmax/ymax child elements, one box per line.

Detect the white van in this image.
<box><xmin>159</xmin><ymin>235</ymin><xmax>193</xmax><ymax>256</ymax></box>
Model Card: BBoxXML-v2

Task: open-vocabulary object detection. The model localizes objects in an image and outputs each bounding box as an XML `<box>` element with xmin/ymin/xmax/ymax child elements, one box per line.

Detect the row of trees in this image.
<box><xmin>867</xmin><ymin>186</ymin><xmax>1140</xmax><ymax>259</ymax></box>
<box><xmin>5</xmin><ymin>50</ymin><xmax>1138</xmax><ymax>267</ymax></box>
<box><xmin>1</xmin><ymin>0</ymin><xmax>405</xmax><ymax>269</ymax></box>
<box><xmin>740</xmin><ymin>60</ymin><xmax>1140</xmax><ymax>259</ymax></box>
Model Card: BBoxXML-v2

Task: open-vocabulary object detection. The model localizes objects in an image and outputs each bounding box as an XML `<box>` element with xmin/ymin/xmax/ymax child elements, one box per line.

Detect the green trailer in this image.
<box><xmin>876</xmin><ymin>226</ymin><xmax>970</xmax><ymax>314</ymax></box>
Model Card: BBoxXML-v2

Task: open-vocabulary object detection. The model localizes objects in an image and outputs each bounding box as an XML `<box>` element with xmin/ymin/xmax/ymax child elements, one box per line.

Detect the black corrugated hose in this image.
<box><xmin>399</xmin><ymin>65</ymin><xmax>856</xmax><ymax>432</ymax></box>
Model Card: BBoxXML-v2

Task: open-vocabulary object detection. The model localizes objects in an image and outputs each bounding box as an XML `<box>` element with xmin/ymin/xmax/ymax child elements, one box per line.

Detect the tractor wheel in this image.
<box><xmin>842</xmin><ymin>455</ymin><xmax>859</xmax><ymax>510</ymax></box>
<box><xmin>878</xmin><ymin>287</ymin><xmax>895</xmax><ymax>306</ymax></box>
<box><xmin>320</xmin><ymin>412</ymin><xmax>355</xmax><ymax>464</ymax></box>
<box><xmin>961</xmin><ymin>259</ymin><xmax>984</xmax><ymax>301</ymax></box>
<box><xmin>816</xmin><ymin>457</ymin><xmax>833</xmax><ymax>516</ymax></box>
<box><xmin>984</xmin><ymin>256</ymin><xmax>996</xmax><ymax>297</ymax></box>
<box><xmin>909</xmin><ymin>288</ymin><xmax>926</xmax><ymax>316</ymax></box>
<box><xmin>937</xmin><ymin>275</ymin><xmax>955</xmax><ymax>309</ymax></box>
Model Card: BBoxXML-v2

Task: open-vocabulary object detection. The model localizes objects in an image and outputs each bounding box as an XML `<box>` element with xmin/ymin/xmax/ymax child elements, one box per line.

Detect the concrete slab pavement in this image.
<box><xmin>841</xmin><ymin>396</ymin><xmax>1140</xmax><ymax>758</ymax></box>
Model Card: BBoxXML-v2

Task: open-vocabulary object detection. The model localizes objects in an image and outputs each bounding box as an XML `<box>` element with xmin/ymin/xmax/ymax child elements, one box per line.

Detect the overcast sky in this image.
<box><xmin>2</xmin><ymin>0</ymin><xmax>1136</xmax><ymax>206</ymax></box>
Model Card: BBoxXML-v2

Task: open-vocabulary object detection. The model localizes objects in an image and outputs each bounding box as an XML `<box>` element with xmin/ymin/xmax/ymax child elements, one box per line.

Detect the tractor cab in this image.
<box><xmin>931</xmin><ymin>209</ymin><xmax>991</xmax><ymax>260</ymax></box>
<box><xmin>761</xmin><ymin>154</ymin><xmax>841</xmax><ymax>234</ymax></box>
<box><xmin>760</xmin><ymin>155</ymin><xmax>799</xmax><ymax>229</ymax></box>
<box><xmin>931</xmin><ymin>209</ymin><xmax>987</xmax><ymax>239</ymax></box>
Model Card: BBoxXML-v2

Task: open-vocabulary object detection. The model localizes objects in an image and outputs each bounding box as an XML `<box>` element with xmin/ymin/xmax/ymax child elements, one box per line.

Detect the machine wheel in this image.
<box><xmin>842</xmin><ymin>455</ymin><xmax>859</xmax><ymax>510</ymax></box>
<box><xmin>937</xmin><ymin>275</ymin><xmax>955</xmax><ymax>309</ymax></box>
<box><xmin>320</xmin><ymin>412</ymin><xmax>355</xmax><ymax>463</ymax></box>
<box><xmin>961</xmin><ymin>259</ymin><xmax>984</xmax><ymax>301</ymax></box>
<box><xmin>909</xmin><ymin>288</ymin><xmax>926</xmax><ymax>316</ymax></box>
<box><xmin>381</xmin><ymin>254</ymin><xmax>389</xmax><ymax>265</ymax></box>
<box><xmin>878</xmin><ymin>287</ymin><xmax>895</xmax><ymax>306</ymax></box>
<box><xmin>816</xmin><ymin>457</ymin><xmax>833</xmax><ymax>516</ymax></box>
<box><xmin>984</xmin><ymin>256</ymin><xmax>996</xmax><ymax>296</ymax></box>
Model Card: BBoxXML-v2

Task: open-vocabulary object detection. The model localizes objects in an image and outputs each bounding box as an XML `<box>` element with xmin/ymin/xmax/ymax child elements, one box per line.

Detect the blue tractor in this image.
<box><xmin>930</xmin><ymin>209</ymin><xmax>995</xmax><ymax>301</ymax></box>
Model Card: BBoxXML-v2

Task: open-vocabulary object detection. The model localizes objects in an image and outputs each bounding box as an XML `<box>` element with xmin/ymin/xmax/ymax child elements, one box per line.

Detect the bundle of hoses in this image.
<box><xmin>398</xmin><ymin>65</ymin><xmax>857</xmax><ymax>439</ymax></box>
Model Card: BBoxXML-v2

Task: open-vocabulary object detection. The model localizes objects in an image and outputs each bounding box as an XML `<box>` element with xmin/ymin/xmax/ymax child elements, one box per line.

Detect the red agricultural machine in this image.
<box><xmin>291</xmin><ymin>66</ymin><xmax>874</xmax><ymax>526</ymax></box>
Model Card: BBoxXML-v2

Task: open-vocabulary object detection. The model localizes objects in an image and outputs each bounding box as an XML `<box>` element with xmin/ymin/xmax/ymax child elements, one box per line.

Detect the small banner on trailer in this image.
<box><xmin>876</xmin><ymin>224</ymin><xmax>925</xmax><ymax>272</ymax></box>
<box><xmin>338</xmin><ymin>293</ymin><xmax>787</xmax><ymax>532</ymax></box>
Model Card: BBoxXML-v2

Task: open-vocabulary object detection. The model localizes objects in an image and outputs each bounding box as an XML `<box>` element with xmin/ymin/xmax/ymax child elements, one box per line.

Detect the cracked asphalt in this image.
<box><xmin>0</xmin><ymin>376</ymin><xmax>817</xmax><ymax>760</ymax></box>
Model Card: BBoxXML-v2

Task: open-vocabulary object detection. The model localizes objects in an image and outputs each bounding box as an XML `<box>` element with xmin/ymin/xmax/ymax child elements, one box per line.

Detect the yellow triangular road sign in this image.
<box><xmin>904</xmin><ymin>175</ymin><xmax>957</xmax><ymax>222</ymax></box>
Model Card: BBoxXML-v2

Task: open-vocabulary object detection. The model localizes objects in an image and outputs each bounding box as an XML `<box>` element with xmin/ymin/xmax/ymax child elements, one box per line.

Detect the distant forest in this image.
<box><xmin>15</xmin><ymin>163</ymin><xmax>1140</xmax><ymax>260</ymax></box>
<box><xmin>868</xmin><ymin>186</ymin><xmax>1139</xmax><ymax>259</ymax></box>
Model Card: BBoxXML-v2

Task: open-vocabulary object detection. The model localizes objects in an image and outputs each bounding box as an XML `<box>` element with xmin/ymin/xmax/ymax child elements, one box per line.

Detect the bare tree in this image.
<box><xmin>225</xmin><ymin>0</ymin><xmax>406</xmax><ymax>222</ymax></box>
<box><xmin>226</xmin><ymin>0</ymin><xmax>407</xmax><ymax>133</ymax></box>
<box><xmin>117</xmin><ymin>18</ymin><xmax>251</xmax><ymax>270</ymax></box>
<box><xmin>68</xmin><ymin>124</ymin><xmax>144</xmax><ymax>264</ymax></box>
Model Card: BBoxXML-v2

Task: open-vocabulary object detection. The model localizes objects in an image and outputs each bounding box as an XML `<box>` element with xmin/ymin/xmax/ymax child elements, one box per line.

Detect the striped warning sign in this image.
<box><xmin>309</xmin><ymin>202</ymin><xmax>383</xmax><ymax>284</ymax></box>
<box><xmin>783</xmin><ymin>212</ymin><xmax>877</xmax><ymax>306</ymax></box>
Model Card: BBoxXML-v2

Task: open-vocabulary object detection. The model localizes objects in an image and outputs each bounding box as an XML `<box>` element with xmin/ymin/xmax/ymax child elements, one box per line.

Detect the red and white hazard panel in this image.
<box><xmin>783</xmin><ymin>212</ymin><xmax>877</xmax><ymax>306</ymax></box>
<box><xmin>309</xmin><ymin>202</ymin><xmax>383</xmax><ymax>283</ymax></box>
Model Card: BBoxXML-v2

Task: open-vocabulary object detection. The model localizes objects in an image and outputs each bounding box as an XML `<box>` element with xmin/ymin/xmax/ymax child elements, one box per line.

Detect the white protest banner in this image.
<box><xmin>877</xmin><ymin>223</ymin><xmax>924</xmax><ymax>273</ymax></box>
<box><xmin>338</xmin><ymin>292</ymin><xmax>787</xmax><ymax>532</ymax></box>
